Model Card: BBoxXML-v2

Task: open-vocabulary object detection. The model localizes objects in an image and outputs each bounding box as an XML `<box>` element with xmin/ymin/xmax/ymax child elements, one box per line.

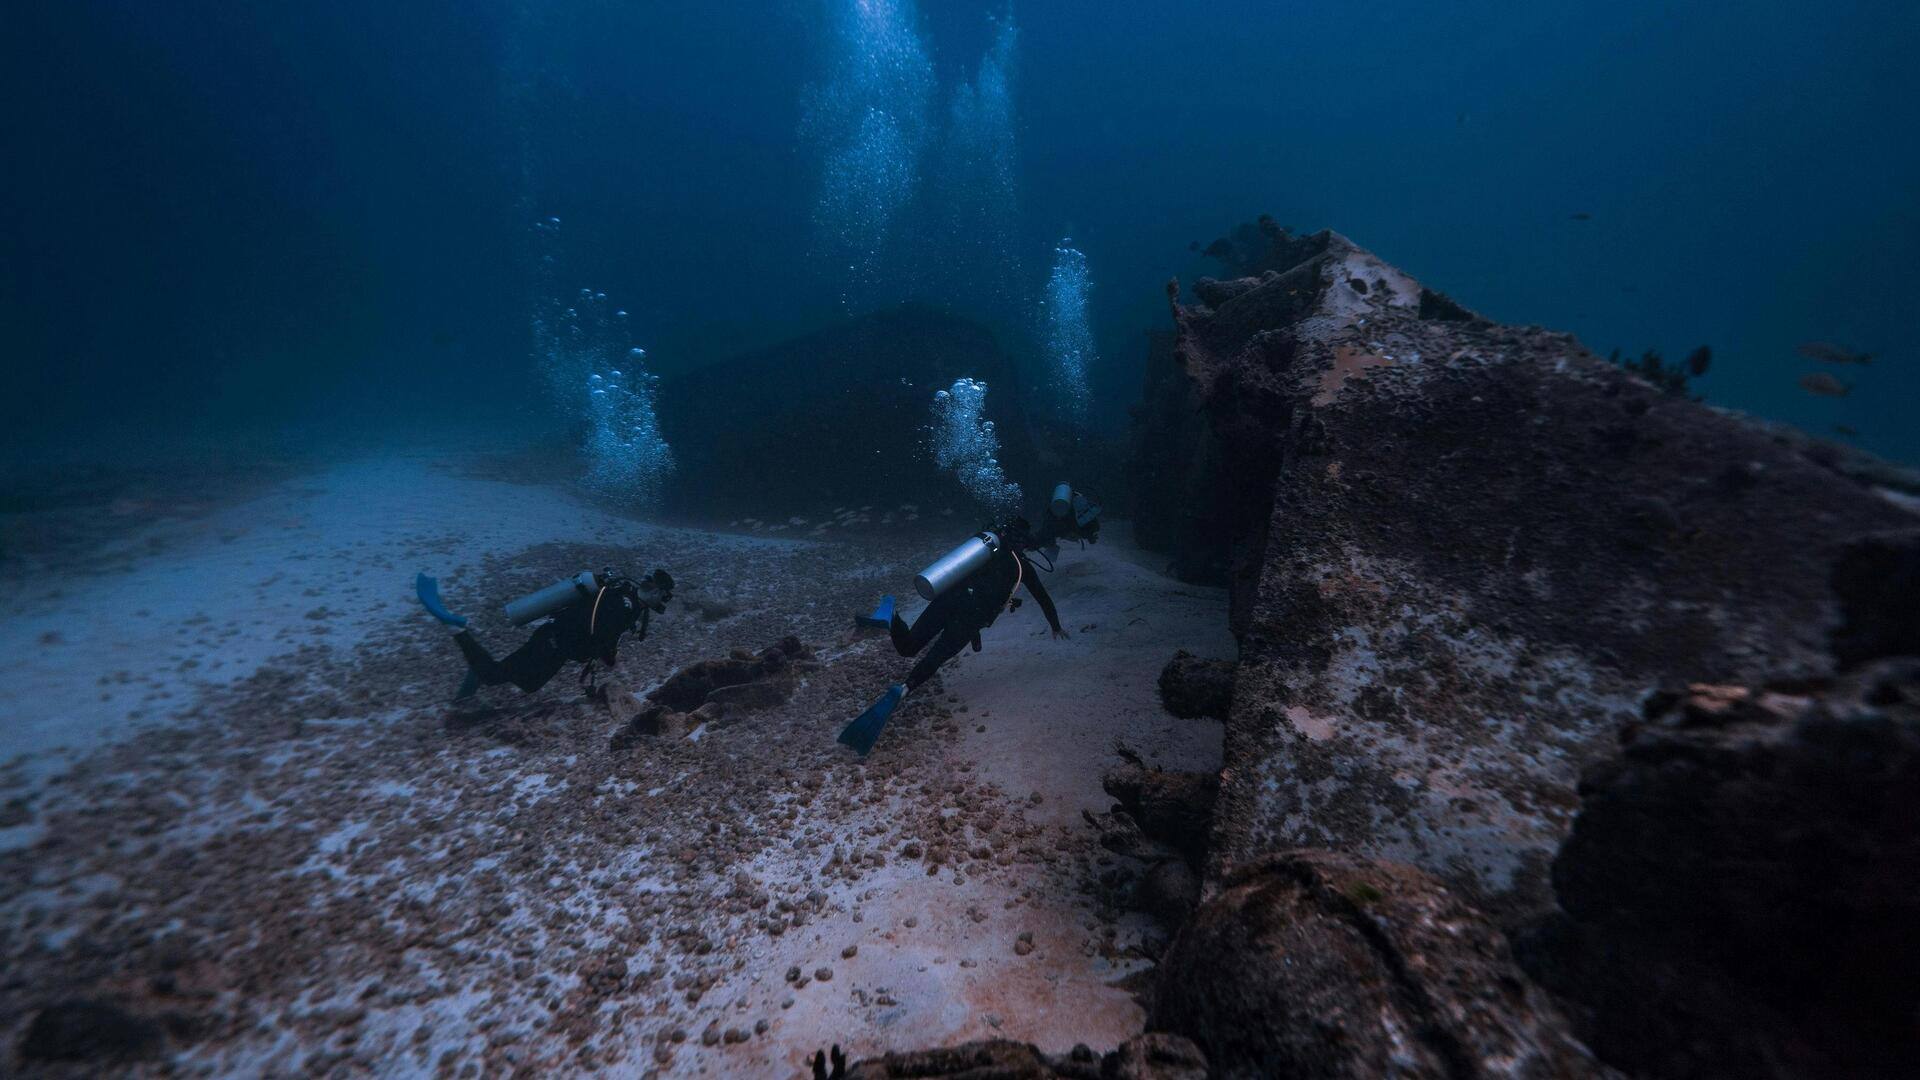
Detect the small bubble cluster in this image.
<box><xmin>1041</xmin><ymin>240</ymin><xmax>1095</xmax><ymax>427</ymax></box>
<box><xmin>528</xmin><ymin>218</ymin><xmax>674</xmax><ymax>510</ymax></box>
<box><xmin>584</xmin><ymin>350</ymin><xmax>675</xmax><ymax>510</ymax></box>
<box><xmin>931</xmin><ymin>377</ymin><xmax>1022</xmax><ymax>515</ymax></box>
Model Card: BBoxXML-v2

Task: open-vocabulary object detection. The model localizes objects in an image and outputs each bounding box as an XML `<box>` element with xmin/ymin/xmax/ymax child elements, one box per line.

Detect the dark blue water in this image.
<box><xmin>6</xmin><ymin>1</ymin><xmax>1917</xmax><ymax>464</ymax></box>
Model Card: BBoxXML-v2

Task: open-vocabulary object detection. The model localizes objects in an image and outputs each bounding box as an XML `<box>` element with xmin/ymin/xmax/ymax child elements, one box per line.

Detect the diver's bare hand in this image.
<box><xmin>1051</xmin><ymin>628</ymin><xmax>1071</xmax><ymax>640</ymax></box>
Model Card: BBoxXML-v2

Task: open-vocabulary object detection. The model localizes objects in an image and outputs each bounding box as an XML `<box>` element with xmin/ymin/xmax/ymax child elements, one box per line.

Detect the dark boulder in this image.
<box><xmin>1127</xmin><ymin>326</ymin><xmax>1236</xmax><ymax>585</ymax></box>
<box><xmin>1156</xmin><ymin>650</ymin><xmax>1234</xmax><ymax>719</ymax></box>
<box><xmin>1100</xmin><ymin>756</ymin><xmax>1217</xmax><ymax>871</ymax></box>
<box><xmin>1526</xmin><ymin>659</ymin><xmax>1920</xmax><ymax>1078</ymax></box>
<box><xmin>656</xmin><ymin>305</ymin><xmax>1038</xmax><ymax>519</ymax></box>
<box><xmin>843</xmin><ymin>1034</ymin><xmax>1206</xmax><ymax>1079</ymax></box>
<box><xmin>1150</xmin><ymin>851</ymin><xmax>1604</xmax><ymax>1079</ymax></box>
<box><xmin>18</xmin><ymin>999</ymin><xmax>162</xmax><ymax>1064</ymax></box>
<box><xmin>1086</xmin><ymin>752</ymin><xmax>1218</xmax><ymax>928</ymax></box>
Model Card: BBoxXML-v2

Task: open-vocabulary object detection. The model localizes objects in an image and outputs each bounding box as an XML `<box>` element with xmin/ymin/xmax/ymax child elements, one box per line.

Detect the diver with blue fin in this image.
<box><xmin>839</xmin><ymin>517</ymin><xmax>1065</xmax><ymax>755</ymax></box>
<box><xmin>1033</xmin><ymin>481</ymin><xmax>1101</xmax><ymax>561</ymax></box>
<box><xmin>415</xmin><ymin>567</ymin><xmax>673</xmax><ymax>698</ymax></box>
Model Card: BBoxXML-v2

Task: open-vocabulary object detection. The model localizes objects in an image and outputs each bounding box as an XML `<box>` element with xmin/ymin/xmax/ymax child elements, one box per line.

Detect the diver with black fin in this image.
<box><xmin>414</xmin><ymin>567</ymin><xmax>673</xmax><ymax>698</ymax></box>
<box><xmin>838</xmin><ymin>517</ymin><xmax>1065</xmax><ymax>756</ymax></box>
<box><xmin>1032</xmin><ymin>481</ymin><xmax>1101</xmax><ymax>562</ymax></box>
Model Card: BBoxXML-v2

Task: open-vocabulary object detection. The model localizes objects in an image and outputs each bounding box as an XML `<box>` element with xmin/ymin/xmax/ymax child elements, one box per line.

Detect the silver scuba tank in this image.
<box><xmin>504</xmin><ymin>570</ymin><xmax>600</xmax><ymax>625</ymax></box>
<box><xmin>915</xmin><ymin>532</ymin><xmax>1000</xmax><ymax>600</ymax></box>
<box><xmin>1050</xmin><ymin>482</ymin><xmax>1073</xmax><ymax>519</ymax></box>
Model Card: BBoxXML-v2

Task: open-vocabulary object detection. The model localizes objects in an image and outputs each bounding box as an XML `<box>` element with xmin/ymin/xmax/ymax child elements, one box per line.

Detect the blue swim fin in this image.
<box><xmin>854</xmin><ymin>593</ymin><xmax>895</xmax><ymax>629</ymax></box>
<box><xmin>838</xmin><ymin>683</ymin><xmax>905</xmax><ymax>756</ymax></box>
<box><xmin>415</xmin><ymin>572</ymin><xmax>468</xmax><ymax>628</ymax></box>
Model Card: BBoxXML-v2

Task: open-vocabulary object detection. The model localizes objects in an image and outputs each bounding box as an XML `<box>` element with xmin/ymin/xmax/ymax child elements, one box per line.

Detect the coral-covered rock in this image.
<box><xmin>1156</xmin><ymin>650</ymin><xmax>1234</xmax><ymax>719</ymax></box>
<box><xmin>1128</xmin><ymin>328</ymin><xmax>1236</xmax><ymax>583</ymax></box>
<box><xmin>1088</xmin><ymin>756</ymin><xmax>1216</xmax><ymax>927</ymax></box>
<box><xmin>608</xmin><ymin>636</ymin><xmax>813</xmax><ymax>745</ymax></box>
<box><xmin>1132</xmin><ymin>227</ymin><xmax>1918</xmax><ymax>921</ymax></box>
<box><xmin>1527</xmin><ymin>659</ymin><xmax>1920</xmax><ymax>1078</ymax></box>
<box><xmin>1100</xmin><ymin>756</ymin><xmax>1217</xmax><ymax>870</ymax></box>
<box><xmin>1150</xmin><ymin>851</ymin><xmax>1603</xmax><ymax>1079</ymax></box>
<box><xmin>18</xmin><ymin>999</ymin><xmax>162</xmax><ymax>1063</ymax></box>
<box><xmin>843</xmin><ymin>1034</ymin><xmax>1206</xmax><ymax>1079</ymax></box>
<box><xmin>1132</xmin><ymin>858</ymin><xmax>1201</xmax><ymax>927</ymax></box>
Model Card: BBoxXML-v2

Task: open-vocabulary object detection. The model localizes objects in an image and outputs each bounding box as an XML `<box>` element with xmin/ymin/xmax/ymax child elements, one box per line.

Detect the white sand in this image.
<box><xmin>0</xmin><ymin>454</ymin><xmax>799</xmax><ymax>785</ymax></box>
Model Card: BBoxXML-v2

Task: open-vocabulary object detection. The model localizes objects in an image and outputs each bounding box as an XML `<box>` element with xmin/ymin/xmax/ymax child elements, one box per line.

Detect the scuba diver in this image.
<box><xmin>1032</xmin><ymin>481</ymin><xmax>1101</xmax><ymax>560</ymax></box>
<box><xmin>839</xmin><ymin>516</ymin><xmax>1065</xmax><ymax>755</ymax></box>
<box><xmin>414</xmin><ymin>567</ymin><xmax>673</xmax><ymax>699</ymax></box>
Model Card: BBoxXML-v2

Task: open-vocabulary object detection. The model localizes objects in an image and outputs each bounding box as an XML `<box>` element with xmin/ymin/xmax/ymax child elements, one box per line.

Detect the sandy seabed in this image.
<box><xmin>0</xmin><ymin>450</ymin><xmax>1230</xmax><ymax>1077</ymax></box>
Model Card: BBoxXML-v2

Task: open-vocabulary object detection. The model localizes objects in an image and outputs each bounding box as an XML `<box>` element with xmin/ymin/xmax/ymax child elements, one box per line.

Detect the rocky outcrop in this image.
<box><xmin>1150</xmin><ymin>850</ymin><xmax>1603</xmax><ymax>1079</ymax></box>
<box><xmin>1129</xmin><ymin>329</ymin><xmax>1236</xmax><ymax>584</ymax></box>
<box><xmin>656</xmin><ymin>305</ymin><xmax>1038</xmax><ymax>518</ymax></box>
<box><xmin>17</xmin><ymin>999</ymin><xmax>162</xmax><ymax>1064</ymax></box>
<box><xmin>1130</xmin><ymin>227</ymin><xmax>1918</xmax><ymax>923</ymax></box>
<box><xmin>843</xmin><ymin>1033</ymin><xmax>1207</xmax><ymax>1079</ymax></box>
<box><xmin>1088</xmin><ymin>752</ymin><xmax>1220</xmax><ymax>927</ymax></box>
<box><xmin>608</xmin><ymin>637</ymin><xmax>814</xmax><ymax>744</ymax></box>
<box><xmin>1156</xmin><ymin>650</ymin><xmax>1234</xmax><ymax>720</ymax></box>
<box><xmin>1522</xmin><ymin>659</ymin><xmax>1920</xmax><ymax>1078</ymax></box>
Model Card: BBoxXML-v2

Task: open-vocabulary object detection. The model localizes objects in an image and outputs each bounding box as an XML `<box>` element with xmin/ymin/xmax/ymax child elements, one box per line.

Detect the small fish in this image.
<box><xmin>1833</xmin><ymin>424</ymin><xmax>1859</xmax><ymax>438</ymax></box>
<box><xmin>1685</xmin><ymin>345</ymin><xmax>1711</xmax><ymax>377</ymax></box>
<box><xmin>1796</xmin><ymin>341</ymin><xmax>1872</xmax><ymax>365</ymax></box>
<box><xmin>1798</xmin><ymin>372</ymin><xmax>1851</xmax><ymax>397</ymax></box>
<box><xmin>1569</xmin><ymin>212</ymin><xmax>1592</xmax><ymax>221</ymax></box>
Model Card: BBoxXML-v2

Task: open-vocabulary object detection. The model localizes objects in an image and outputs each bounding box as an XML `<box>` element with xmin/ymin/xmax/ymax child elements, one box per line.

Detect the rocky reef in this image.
<box><xmin>1101</xmin><ymin>223</ymin><xmax>1920</xmax><ymax>1076</ymax></box>
<box><xmin>1134</xmin><ymin>227</ymin><xmax>1917</xmax><ymax>924</ymax></box>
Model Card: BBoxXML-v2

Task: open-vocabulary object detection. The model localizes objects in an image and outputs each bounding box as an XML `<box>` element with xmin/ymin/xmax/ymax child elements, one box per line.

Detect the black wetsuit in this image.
<box><xmin>455</xmin><ymin>583</ymin><xmax>648</xmax><ymax>694</ymax></box>
<box><xmin>889</xmin><ymin>545</ymin><xmax>1062</xmax><ymax>691</ymax></box>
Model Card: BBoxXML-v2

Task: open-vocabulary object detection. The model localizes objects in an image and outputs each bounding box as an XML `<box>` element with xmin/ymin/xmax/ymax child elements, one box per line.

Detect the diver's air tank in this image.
<box><xmin>915</xmin><ymin>532</ymin><xmax>1000</xmax><ymax>600</ymax></box>
<box><xmin>1050</xmin><ymin>482</ymin><xmax>1073</xmax><ymax>519</ymax></box>
<box><xmin>504</xmin><ymin>570</ymin><xmax>599</xmax><ymax>625</ymax></box>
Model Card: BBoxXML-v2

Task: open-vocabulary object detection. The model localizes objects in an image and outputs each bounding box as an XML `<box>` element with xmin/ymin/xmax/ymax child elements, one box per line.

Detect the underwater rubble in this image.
<box><xmin>1154</xmin><ymin>851</ymin><xmax>1603</xmax><ymax>1079</ymax></box>
<box><xmin>608</xmin><ymin>636</ymin><xmax>817</xmax><ymax>744</ymax></box>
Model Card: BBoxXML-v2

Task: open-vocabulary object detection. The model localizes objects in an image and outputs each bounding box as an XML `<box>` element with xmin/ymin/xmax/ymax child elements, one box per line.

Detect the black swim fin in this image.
<box><xmin>838</xmin><ymin>683</ymin><xmax>905</xmax><ymax>756</ymax></box>
<box><xmin>455</xmin><ymin>669</ymin><xmax>481</xmax><ymax>701</ymax></box>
